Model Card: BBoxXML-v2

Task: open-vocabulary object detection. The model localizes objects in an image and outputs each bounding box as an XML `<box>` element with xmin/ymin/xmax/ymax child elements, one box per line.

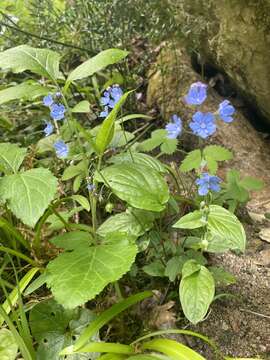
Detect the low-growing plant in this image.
<box><xmin>0</xmin><ymin>44</ymin><xmax>264</xmax><ymax>358</ymax></box>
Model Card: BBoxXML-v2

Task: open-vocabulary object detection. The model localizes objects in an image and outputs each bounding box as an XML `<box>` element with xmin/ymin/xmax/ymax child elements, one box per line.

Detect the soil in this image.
<box><xmin>191</xmin><ymin>221</ymin><xmax>270</xmax><ymax>359</ymax></box>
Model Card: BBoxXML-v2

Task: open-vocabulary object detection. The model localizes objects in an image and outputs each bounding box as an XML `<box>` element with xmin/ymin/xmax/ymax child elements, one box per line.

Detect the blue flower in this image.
<box><xmin>218</xmin><ymin>100</ymin><xmax>235</xmax><ymax>123</ymax></box>
<box><xmin>165</xmin><ymin>114</ymin><xmax>182</xmax><ymax>139</ymax></box>
<box><xmin>50</xmin><ymin>103</ymin><xmax>66</xmax><ymax>121</ymax></box>
<box><xmin>185</xmin><ymin>82</ymin><xmax>207</xmax><ymax>105</ymax></box>
<box><xmin>55</xmin><ymin>92</ymin><xmax>62</xmax><ymax>98</ymax></box>
<box><xmin>99</xmin><ymin>85</ymin><xmax>123</xmax><ymax>117</ymax></box>
<box><xmin>189</xmin><ymin>111</ymin><xmax>216</xmax><ymax>139</ymax></box>
<box><xmin>43</xmin><ymin>121</ymin><xmax>54</xmax><ymax>136</ymax></box>
<box><xmin>100</xmin><ymin>106</ymin><xmax>109</xmax><ymax>118</ymax></box>
<box><xmin>43</xmin><ymin>94</ymin><xmax>54</xmax><ymax>107</ymax></box>
<box><xmin>54</xmin><ymin>140</ymin><xmax>69</xmax><ymax>158</ymax></box>
<box><xmin>87</xmin><ymin>183</ymin><xmax>95</xmax><ymax>192</ymax></box>
<box><xmin>196</xmin><ymin>173</ymin><xmax>221</xmax><ymax>196</ymax></box>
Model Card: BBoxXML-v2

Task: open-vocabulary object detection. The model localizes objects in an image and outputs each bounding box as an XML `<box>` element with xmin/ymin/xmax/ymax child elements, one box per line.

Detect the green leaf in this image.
<box><xmin>207</xmin><ymin>205</ymin><xmax>246</xmax><ymax>252</ymax></box>
<box><xmin>67</xmin><ymin>49</ymin><xmax>129</xmax><ymax>82</ymax></box>
<box><xmin>0</xmin><ymin>82</ymin><xmax>50</xmax><ymax>105</ymax></box>
<box><xmin>98</xmin><ymin>163</ymin><xmax>169</xmax><ymax>212</ymax></box>
<box><xmin>0</xmin><ymin>45</ymin><xmax>61</xmax><ymax>80</ymax></box>
<box><xmin>225</xmin><ymin>170</ymin><xmax>249</xmax><ymax>202</ymax></box>
<box><xmin>160</xmin><ymin>138</ymin><xmax>178</xmax><ymax>154</ymax></box>
<box><xmin>180</xmin><ymin>150</ymin><xmax>202</xmax><ymax>172</ymax></box>
<box><xmin>50</xmin><ymin>231</ymin><xmax>93</xmax><ymax>250</ymax></box>
<box><xmin>209</xmin><ymin>266</ymin><xmax>236</xmax><ymax>286</ymax></box>
<box><xmin>62</xmin><ymin>342</ymin><xmax>134</xmax><ymax>355</ymax></box>
<box><xmin>95</xmin><ymin>91</ymin><xmax>131</xmax><ymax>154</ymax></box>
<box><xmin>73</xmin><ymin>291</ymin><xmax>152</xmax><ymax>350</ymax></box>
<box><xmin>180</xmin><ymin>260</ymin><xmax>215</xmax><ymax>324</ymax></box>
<box><xmin>97</xmin><ymin>209</ymin><xmax>155</xmax><ymax>240</ymax></box>
<box><xmin>72</xmin><ymin>100</ymin><xmax>90</xmax><ymax>113</ymax></box>
<box><xmin>0</xmin><ymin>142</ymin><xmax>27</xmax><ymax>174</ymax></box>
<box><xmin>72</xmin><ymin>195</ymin><xmax>90</xmax><ymax>211</ymax></box>
<box><xmin>173</xmin><ymin>210</ymin><xmax>206</xmax><ymax>229</ymax></box>
<box><xmin>62</xmin><ymin>160</ymin><xmax>88</xmax><ymax>181</ymax></box>
<box><xmin>203</xmin><ymin>145</ymin><xmax>233</xmax><ymax>174</ymax></box>
<box><xmin>138</xmin><ymin>129</ymin><xmax>168</xmax><ymax>153</ymax></box>
<box><xmin>239</xmin><ymin>176</ymin><xmax>264</xmax><ymax>191</ymax></box>
<box><xmin>143</xmin><ymin>261</ymin><xmax>165</xmax><ymax>277</ymax></box>
<box><xmin>142</xmin><ymin>338</ymin><xmax>206</xmax><ymax>360</ymax></box>
<box><xmin>0</xmin><ymin>168</ymin><xmax>58</xmax><ymax>227</ymax></box>
<box><xmin>203</xmin><ymin>145</ymin><xmax>233</xmax><ymax>161</ymax></box>
<box><xmin>165</xmin><ymin>256</ymin><xmax>186</xmax><ymax>281</ymax></box>
<box><xmin>29</xmin><ymin>299</ymin><xmax>97</xmax><ymax>360</ymax></box>
<box><xmin>110</xmin><ymin>152</ymin><xmax>166</xmax><ymax>173</ymax></box>
<box><xmin>46</xmin><ymin>243</ymin><xmax>137</xmax><ymax>308</ymax></box>
<box><xmin>0</xmin><ymin>329</ymin><xmax>18</xmax><ymax>360</ymax></box>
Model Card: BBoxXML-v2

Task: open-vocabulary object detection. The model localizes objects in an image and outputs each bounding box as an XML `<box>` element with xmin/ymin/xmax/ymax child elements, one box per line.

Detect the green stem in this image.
<box><xmin>0</xmin><ymin>246</ymin><xmax>36</xmax><ymax>266</ymax></box>
<box><xmin>114</xmin><ymin>281</ymin><xmax>124</xmax><ymax>300</ymax></box>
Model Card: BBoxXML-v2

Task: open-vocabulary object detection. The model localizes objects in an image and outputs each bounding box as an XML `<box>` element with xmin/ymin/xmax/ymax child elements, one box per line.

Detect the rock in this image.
<box><xmin>147</xmin><ymin>44</ymin><xmax>270</xmax><ymax>213</ymax></box>
<box><xmin>174</xmin><ymin>1</ymin><xmax>270</xmax><ymax>125</ymax></box>
<box><xmin>259</xmin><ymin>228</ymin><xmax>270</xmax><ymax>243</ymax></box>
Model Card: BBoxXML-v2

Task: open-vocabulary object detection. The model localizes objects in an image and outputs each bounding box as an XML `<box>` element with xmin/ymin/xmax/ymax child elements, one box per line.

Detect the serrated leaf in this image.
<box><xmin>180</xmin><ymin>260</ymin><xmax>215</xmax><ymax>324</ymax></box>
<box><xmin>29</xmin><ymin>299</ymin><xmax>97</xmax><ymax>360</ymax></box>
<box><xmin>0</xmin><ymin>142</ymin><xmax>27</xmax><ymax>174</ymax></box>
<box><xmin>95</xmin><ymin>91</ymin><xmax>131</xmax><ymax>154</ymax></box>
<box><xmin>0</xmin><ymin>45</ymin><xmax>61</xmax><ymax>80</ymax></box>
<box><xmin>0</xmin><ymin>82</ymin><xmax>50</xmax><ymax>105</ymax></box>
<box><xmin>207</xmin><ymin>205</ymin><xmax>246</xmax><ymax>252</ymax></box>
<box><xmin>204</xmin><ymin>155</ymin><xmax>218</xmax><ymax>174</ymax></box>
<box><xmin>0</xmin><ymin>168</ymin><xmax>58</xmax><ymax>227</ymax></box>
<box><xmin>173</xmin><ymin>210</ymin><xmax>206</xmax><ymax>229</ymax></box>
<box><xmin>46</xmin><ymin>243</ymin><xmax>137</xmax><ymax>308</ymax></box>
<box><xmin>72</xmin><ymin>100</ymin><xmax>90</xmax><ymax>113</ymax></box>
<box><xmin>239</xmin><ymin>176</ymin><xmax>264</xmax><ymax>191</ymax></box>
<box><xmin>180</xmin><ymin>150</ymin><xmax>202</xmax><ymax>172</ymax></box>
<box><xmin>160</xmin><ymin>138</ymin><xmax>177</xmax><ymax>154</ymax></box>
<box><xmin>109</xmin><ymin>152</ymin><xmax>166</xmax><ymax>173</ymax></box>
<box><xmin>0</xmin><ymin>328</ymin><xmax>18</xmax><ymax>360</ymax></box>
<box><xmin>203</xmin><ymin>145</ymin><xmax>233</xmax><ymax>161</ymax></box>
<box><xmin>67</xmin><ymin>49</ymin><xmax>128</xmax><ymax>82</ymax></box>
<box><xmin>209</xmin><ymin>266</ymin><xmax>236</xmax><ymax>286</ymax></box>
<box><xmin>98</xmin><ymin>163</ymin><xmax>169</xmax><ymax>212</ymax></box>
<box><xmin>165</xmin><ymin>256</ymin><xmax>186</xmax><ymax>281</ymax></box>
<box><xmin>36</xmin><ymin>134</ymin><xmax>58</xmax><ymax>154</ymax></box>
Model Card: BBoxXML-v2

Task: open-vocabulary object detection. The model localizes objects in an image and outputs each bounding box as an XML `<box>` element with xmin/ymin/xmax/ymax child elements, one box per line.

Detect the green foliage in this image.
<box><xmin>0</xmin><ymin>45</ymin><xmax>61</xmax><ymax>80</ymax></box>
<box><xmin>180</xmin><ymin>260</ymin><xmax>215</xmax><ymax>324</ymax></box>
<box><xmin>98</xmin><ymin>163</ymin><xmax>169</xmax><ymax>211</ymax></box>
<box><xmin>0</xmin><ymin>142</ymin><xmax>27</xmax><ymax>174</ymax></box>
<box><xmin>29</xmin><ymin>299</ymin><xmax>97</xmax><ymax>360</ymax></box>
<box><xmin>180</xmin><ymin>149</ymin><xmax>202</xmax><ymax>172</ymax></box>
<box><xmin>139</xmin><ymin>129</ymin><xmax>177</xmax><ymax>154</ymax></box>
<box><xmin>0</xmin><ymin>82</ymin><xmax>50</xmax><ymax>105</ymax></box>
<box><xmin>0</xmin><ymin>328</ymin><xmax>18</xmax><ymax>360</ymax></box>
<box><xmin>0</xmin><ymin>168</ymin><xmax>58</xmax><ymax>227</ymax></box>
<box><xmin>46</xmin><ymin>241</ymin><xmax>137</xmax><ymax>308</ymax></box>
<box><xmin>67</xmin><ymin>49</ymin><xmax>129</xmax><ymax>83</ymax></box>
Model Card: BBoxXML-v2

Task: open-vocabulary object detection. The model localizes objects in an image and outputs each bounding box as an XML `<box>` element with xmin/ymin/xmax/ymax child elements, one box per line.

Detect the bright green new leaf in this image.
<box><xmin>0</xmin><ymin>82</ymin><xmax>50</xmax><ymax>105</ymax></box>
<box><xmin>110</xmin><ymin>152</ymin><xmax>166</xmax><ymax>173</ymax></box>
<box><xmin>95</xmin><ymin>91</ymin><xmax>131</xmax><ymax>154</ymax></box>
<box><xmin>0</xmin><ymin>328</ymin><xmax>18</xmax><ymax>360</ymax></box>
<box><xmin>29</xmin><ymin>299</ymin><xmax>97</xmax><ymax>360</ymax></box>
<box><xmin>97</xmin><ymin>209</ymin><xmax>155</xmax><ymax>240</ymax></box>
<box><xmin>99</xmin><ymin>163</ymin><xmax>169</xmax><ymax>211</ymax></box>
<box><xmin>142</xmin><ymin>338</ymin><xmax>206</xmax><ymax>360</ymax></box>
<box><xmin>72</xmin><ymin>100</ymin><xmax>90</xmax><ymax>113</ymax></box>
<box><xmin>203</xmin><ymin>145</ymin><xmax>233</xmax><ymax>174</ymax></box>
<box><xmin>207</xmin><ymin>205</ymin><xmax>246</xmax><ymax>252</ymax></box>
<box><xmin>0</xmin><ymin>45</ymin><xmax>61</xmax><ymax>80</ymax></box>
<box><xmin>67</xmin><ymin>49</ymin><xmax>129</xmax><ymax>82</ymax></box>
<box><xmin>180</xmin><ymin>260</ymin><xmax>215</xmax><ymax>324</ymax></box>
<box><xmin>160</xmin><ymin>138</ymin><xmax>178</xmax><ymax>154</ymax></box>
<box><xmin>46</xmin><ymin>243</ymin><xmax>137</xmax><ymax>308</ymax></box>
<box><xmin>0</xmin><ymin>142</ymin><xmax>27</xmax><ymax>174</ymax></box>
<box><xmin>173</xmin><ymin>210</ymin><xmax>206</xmax><ymax>229</ymax></box>
<box><xmin>0</xmin><ymin>168</ymin><xmax>58</xmax><ymax>227</ymax></box>
<box><xmin>180</xmin><ymin>149</ymin><xmax>202</xmax><ymax>172</ymax></box>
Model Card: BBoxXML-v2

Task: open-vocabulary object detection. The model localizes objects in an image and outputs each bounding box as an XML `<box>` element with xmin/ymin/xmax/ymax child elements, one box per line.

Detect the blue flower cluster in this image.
<box><xmin>184</xmin><ymin>82</ymin><xmax>235</xmax><ymax>139</ymax></box>
<box><xmin>42</xmin><ymin>93</ymin><xmax>68</xmax><ymax>158</ymax></box>
<box><xmin>100</xmin><ymin>85</ymin><xmax>123</xmax><ymax>118</ymax></box>
<box><xmin>196</xmin><ymin>173</ymin><xmax>221</xmax><ymax>196</ymax></box>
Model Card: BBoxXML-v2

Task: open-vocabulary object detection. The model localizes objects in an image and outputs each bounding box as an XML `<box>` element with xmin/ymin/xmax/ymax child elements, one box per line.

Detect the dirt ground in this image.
<box><xmin>191</xmin><ymin>221</ymin><xmax>270</xmax><ymax>359</ymax></box>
